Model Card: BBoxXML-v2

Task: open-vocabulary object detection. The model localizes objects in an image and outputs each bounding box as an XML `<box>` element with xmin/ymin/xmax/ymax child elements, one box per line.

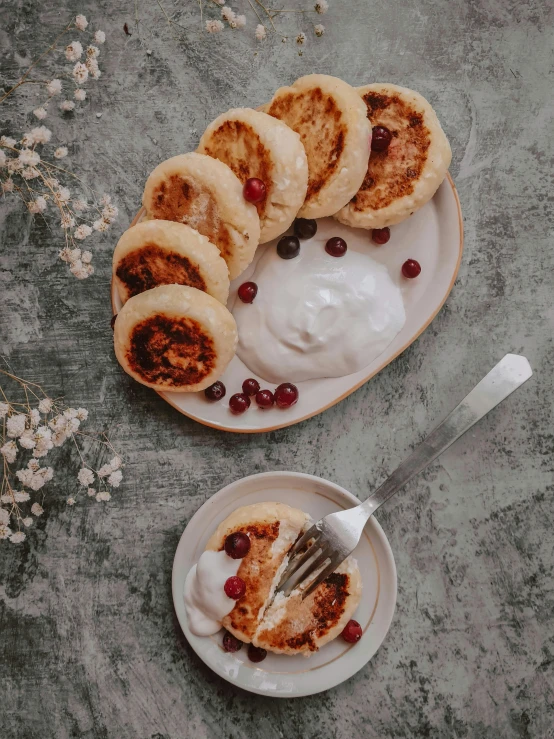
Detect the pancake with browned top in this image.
<box><xmin>335</xmin><ymin>83</ymin><xmax>452</xmax><ymax>229</ymax></box>
<box><xmin>262</xmin><ymin>75</ymin><xmax>371</xmax><ymax>219</ymax></box>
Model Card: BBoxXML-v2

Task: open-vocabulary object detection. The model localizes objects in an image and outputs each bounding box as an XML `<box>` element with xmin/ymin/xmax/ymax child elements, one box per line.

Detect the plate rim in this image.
<box><xmin>112</xmin><ymin>174</ymin><xmax>463</xmax><ymax>433</ymax></box>
<box><xmin>171</xmin><ymin>470</ymin><xmax>398</xmax><ymax>697</ymax></box>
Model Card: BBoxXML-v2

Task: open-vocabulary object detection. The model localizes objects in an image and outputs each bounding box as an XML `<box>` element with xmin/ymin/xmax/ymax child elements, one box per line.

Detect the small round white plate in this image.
<box><xmin>112</xmin><ymin>175</ymin><xmax>462</xmax><ymax>433</ymax></box>
<box><xmin>172</xmin><ymin>471</ymin><xmax>397</xmax><ymax>697</ymax></box>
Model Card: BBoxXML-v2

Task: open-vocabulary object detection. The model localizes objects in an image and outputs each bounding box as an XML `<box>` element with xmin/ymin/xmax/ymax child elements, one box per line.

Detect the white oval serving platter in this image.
<box><xmin>171</xmin><ymin>471</ymin><xmax>397</xmax><ymax>697</ymax></box>
<box><xmin>112</xmin><ymin>175</ymin><xmax>462</xmax><ymax>433</ymax></box>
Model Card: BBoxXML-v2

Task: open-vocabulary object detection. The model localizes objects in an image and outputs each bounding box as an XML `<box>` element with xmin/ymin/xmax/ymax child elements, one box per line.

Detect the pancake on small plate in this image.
<box><xmin>113</xmin><ymin>220</ymin><xmax>230</xmax><ymax>305</ymax></box>
<box><xmin>113</xmin><ymin>284</ymin><xmax>237</xmax><ymax>393</ymax></box>
<box><xmin>198</xmin><ymin>108</ymin><xmax>308</xmax><ymax>244</ymax></box>
<box><xmin>335</xmin><ymin>83</ymin><xmax>452</xmax><ymax>229</ymax></box>
<box><xmin>142</xmin><ymin>152</ymin><xmax>260</xmax><ymax>280</ymax></box>
<box><xmin>261</xmin><ymin>74</ymin><xmax>371</xmax><ymax>219</ymax></box>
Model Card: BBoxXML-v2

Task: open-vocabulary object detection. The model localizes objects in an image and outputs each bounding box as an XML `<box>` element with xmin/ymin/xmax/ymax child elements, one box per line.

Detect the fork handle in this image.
<box><xmin>359</xmin><ymin>354</ymin><xmax>532</xmax><ymax>518</ymax></box>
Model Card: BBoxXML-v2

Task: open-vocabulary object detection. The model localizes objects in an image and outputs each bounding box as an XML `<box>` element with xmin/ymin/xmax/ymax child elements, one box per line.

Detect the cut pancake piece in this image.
<box><xmin>198</xmin><ymin>108</ymin><xmax>308</xmax><ymax>244</ymax></box>
<box><xmin>253</xmin><ymin>556</ymin><xmax>362</xmax><ymax>656</ymax></box>
<box><xmin>335</xmin><ymin>83</ymin><xmax>452</xmax><ymax>229</ymax></box>
<box><xmin>113</xmin><ymin>284</ymin><xmax>237</xmax><ymax>393</ymax></box>
<box><xmin>142</xmin><ymin>152</ymin><xmax>260</xmax><ymax>280</ymax></box>
<box><xmin>262</xmin><ymin>74</ymin><xmax>371</xmax><ymax>219</ymax></box>
<box><xmin>205</xmin><ymin>503</ymin><xmax>309</xmax><ymax>643</ymax></box>
<box><xmin>113</xmin><ymin>220</ymin><xmax>230</xmax><ymax>305</ymax></box>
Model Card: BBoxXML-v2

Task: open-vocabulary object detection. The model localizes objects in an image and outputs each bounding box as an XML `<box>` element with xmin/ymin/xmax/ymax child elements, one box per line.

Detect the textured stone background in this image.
<box><xmin>1</xmin><ymin>1</ymin><xmax>553</xmax><ymax>737</ymax></box>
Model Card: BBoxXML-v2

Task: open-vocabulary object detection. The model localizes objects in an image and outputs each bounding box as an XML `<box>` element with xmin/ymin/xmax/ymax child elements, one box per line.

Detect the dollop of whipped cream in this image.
<box><xmin>184</xmin><ymin>550</ymin><xmax>240</xmax><ymax>636</ymax></box>
<box><xmin>233</xmin><ymin>229</ymin><xmax>406</xmax><ymax>383</ymax></box>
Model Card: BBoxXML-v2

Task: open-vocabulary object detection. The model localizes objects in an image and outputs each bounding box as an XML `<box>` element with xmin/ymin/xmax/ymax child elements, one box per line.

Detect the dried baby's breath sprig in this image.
<box><xmin>314</xmin><ymin>23</ymin><xmax>324</xmax><ymax>36</ymax></box>
<box><xmin>0</xmin><ymin>369</ymin><xmax>124</xmax><ymax>544</ymax></box>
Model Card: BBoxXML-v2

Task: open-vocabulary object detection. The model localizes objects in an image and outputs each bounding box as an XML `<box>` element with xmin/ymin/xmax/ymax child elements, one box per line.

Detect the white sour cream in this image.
<box><xmin>233</xmin><ymin>232</ymin><xmax>406</xmax><ymax>383</ymax></box>
<box><xmin>184</xmin><ymin>550</ymin><xmax>240</xmax><ymax>636</ymax></box>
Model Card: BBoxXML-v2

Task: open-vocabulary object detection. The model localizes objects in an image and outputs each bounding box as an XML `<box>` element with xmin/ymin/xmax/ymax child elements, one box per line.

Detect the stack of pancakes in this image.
<box><xmin>113</xmin><ymin>75</ymin><xmax>451</xmax><ymax>393</ymax></box>
<box><xmin>205</xmin><ymin>503</ymin><xmax>362</xmax><ymax>656</ymax></box>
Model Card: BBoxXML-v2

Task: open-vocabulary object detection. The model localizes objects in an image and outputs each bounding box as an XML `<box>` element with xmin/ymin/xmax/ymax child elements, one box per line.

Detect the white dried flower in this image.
<box><xmin>28</xmin><ymin>196</ymin><xmax>48</xmax><ymax>214</ymax></box>
<box><xmin>7</xmin><ymin>158</ymin><xmax>22</xmax><ymax>173</ymax></box>
<box><xmin>59</xmin><ymin>247</ymin><xmax>72</xmax><ymax>263</ymax></box>
<box><xmin>70</xmin><ymin>260</ymin><xmax>93</xmax><ymax>279</ymax></box>
<box><xmin>1</xmin><ymin>135</ymin><xmax>16</xmax><ymax>148</ymax></box>
<box><xmin>213</xmin><ymin>0</ymin><xmax>225</xmax><ymax>4</ymax></box>
<box><xmin>222</xmin><ymin>6</ymin><xmax>236</xmax><ymax>22</ymax></box>
<box><xmin>17</xmin><ymin>461</ymin><xmax>54</xmax><ymax>491</ymax></box>
<box><xmin>65</xmin><ymin>40</ymin><xmax>83</xmax><ymax>62</ymax></box>
<box><xmin>7</xmin><ymin>414</ymin><xmax>27</xmax><ymax>438</ymax></box>
<box><xmin>28</xmin><ymin>459</ymin><xmax>40</xmax><ymax>472</ymax></box>
<box><xmin>314</xmin><ymin>0</ymin><xmax>328</xmax><ymax>13</ymax></box>
<box><xmin>0</xmin><ymin>524</ymin><xmax>12</xmax><ymax>540</ymax></box>
<box><xmin>31</xmin><ymin>126</ymin><xmax>52</xmax><ymax>144</ymax></box>
<box><xmin>100</xmin><ymin>194</ymin><xmax>111</xmax><ymax>205</ymax></box>
<box><xmin>54</xmin><ymin>146</ymin><xmax>68</xmax><ymax>159</ymax></box>
<box><xmin>67</xmin><ymin>497</ymin><xmax>76</xmax><ymax>505</ymax></box>
<box><xmin>13</xmin><ymin>491</ymin><xmax>30</xmax><ymax>502</ymax></box>
<box><xmin>1</xmin><ymin>441</ymin><xmax>17</xmax><ymax>463</ymax></box>
<box><xmin>93</xmin><ymin>218</ymin><xmax>110</xmax><ymax>232</ymax></box>
<box><xmin>23</xmin><ymin>517</ymin><xmax>33</xmax><ymax>527</ymax></box>
<box><xmin>0</xmin><ymin>508</ymin><xmax>10</xmax><ymax>525</ymax></box>
<box><xmin>60</xmin><ymin>100</ymin><xmax>76</xmax><ymax>112</ymax></box>
<box><xmin>0</xmin><ymin>150</ymin><xmax>6</xmax><ymax>167</ymax></box>
<box><xmin>96</xmin><ymin>491</ymin><xmax>111</xmax><ymax>501</ymax></box>
<box><xmin>0</xmin><ymin>402</ymin><xmax>9</xmax><ymax>417</ymax></box>
<box><xmin>60</xmin><ymin>213</ymin><xmax>76</xmax><ymax>229</ymax></box>
<box><xmin>74</xmin><ymin>88</ymin><xmax>87</xmax><ymax>101</ymax></box>
<box><xmin>21</xmin><ymin>132</ymin><xmax>35</xmax><ymax>147</ymax></box>
<box><xmin>87</xmin><ymin>487</ymin><xmax>96</xmax><ymax>496</ymax></box>
<box><xmin>75</xmin><ymin>14</ymin><xmax>88</xmax><ymax>31</ymax></box>
<box><xmin>76</xmin><ymin>408</ymin><xmax>88</xmax><ymax>421</ymax></box>
<box><xmin>255</xmin><ymin>24</ymin><xmax>266</xmax><ymax>40</ymax></box>
<box><xmin>85</xmin><ymin>58</ymin><xmax>101</xmax><ymax>78</ymax></box>
<box><xmin>18</xmin><ymin>148</ymin><xmax>40</xmax><ymax>166</ymax></box>
<box><xmin>44</xmin><ymin>177</ymin><xmax>59</xmax><ymax>189</ymax></box>
<box><xmin>72</xmin><ymin>198</ymin><xmax>88</xmax><ymax>211</ymax></box>
<box><xmin>33</xmin><ymin>106</ymin><xmax>48</xmax><ymax>120</ymax></box>
<box><xmin>21</xmin><ymin>166</ymin><xmax>40</xmax><ymax>180</ymax></box>
<box><xmin>314</xmin><ymin>24</ymin><xmax>325</xmax><ymax>36</ymax></box>
<box><xmin>78</xmin><ymin>468</ymin><xmax>95</xmax><ymax>486</ymax></box>
<box><xmin>19</xmin><ymin>430</ymin><xmax>36</xmax><ymax>449</ymax></box>
<box><xmin>94</xmin><ymin>30</ymin><xmax>106</xmax><ymax>44</ymax></box>
<box><xmin>206</xmin><ymin>19</ymin><xmax>224</xmax><ymax>33</ymax></box>
<box><xmin>101</xmin><ymin>203</ymin><xmax>118</xmax><ymax>222</ymax></box>
<box><xmin>235</xmin><ymin>15</ymin><xmax>246</xmax><ymax>28</ymax></box>
<box><xmin>109</xmin><ymin>456</ymin><xmax>122</xmax><ymax>471</ymax></box>
<box><xmin>2</xmin><ymin>179</ymin><xmax>14</xmax><ymax>192</ymax></box>
<box><xmin>10</xmin><ymin>531</ymin><xmax>26</xmax><ymax>544</ymax></box>
<box><xmin>38</xmin><ymin>397</ymin><xmax>53</xmax><ymax>413</ymax></box>
<box><xmin>0</xmin><ymin>495</ymin><xmax>12</xmax><ymax>504</ymax></box>
<box><xmin>107</xmin><ymin>469</ymin><xmax>123</xmax><ymax>488</ymax></box>
<box><xmin>81</xmin><ymin>250</ymin><xmax>92</xmax><ymax>263</ymax></box>
<box><xmin>86</xmin><ymin>45</ymin><xmax>99</xmax><ymax>58</ymax></box>
<box><xmin>73</xmin><ymin>62</ymin><xmax>89</xmax><ymax>84</ymax></box>
<box><xmin>296</xmin><ymin>32</ymin><xmax>306</xmax><ymax>44</ymax></box>
<box><xmin>33</xmin><ymin>427</ymin><xmax>53</xmax><ymax>458</ymax></box>
<box><xmin>47</xmin><ymin>79</ymin><xmax>62</xmax><ymax>96</ymax></box>
<box><xmin>31</xmin><ymin>503</ymin><xmax>44</xmax><ymax>516</ymax></box>
<box><xmin>73</xmin><ymin>224</ymin><xmax>92</xmax><ymax>240</ymax></box>
<box><xmin>56</xmin><ymin>186</ymin><xmax>71</xmax><ymax>203</ymax></box>
<box><xmin>30</xmin><ymin>408</ymin><xmax>40</xmax><ymax>427</ymax></box>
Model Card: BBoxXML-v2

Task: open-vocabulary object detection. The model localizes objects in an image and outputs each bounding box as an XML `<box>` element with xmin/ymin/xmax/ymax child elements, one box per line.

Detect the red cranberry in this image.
<box><xmin>243</xmin><ymin>178</ymin><xmax>266</xmax><ymax>204</ymax></box>
<box><xmin>274</xmin><ymin>382</ymin><xmax>299</xmax><ymax>408</ymax></box>
<box><xmin>402</xmin><ymin>259</ymin><xmax>422</xmax><ymax>279</ymax></box>
<box><xmin>204</xmin><ymin>381</ymin><xmax>226</xmax><ymax>401</ymax></box>
<box><xmin>224</xmin><ymin>576</ymin><xmax>246</xmax><ymax>600</ymax></box>
<box><xmin>238</xmin><ymin>282</ymin><xmax>258</xmax><ymax>303</ymax></box>
<box><xmin>255</xmin><ymin>389</ymin><xmax>274</xmax><ymax>409</ymax></box>
<box><xmin>247</xmin><ymin>644</ymin><xmax>267</xmax><ymax>663</ymax></box>
<box><xmin>372</xmin><ymin>227</ymin><xmax>390</xmax><ymax>245</ymax></box>
<box><xmin>224</xmin><ymin>531</ymin><xmax>251</xmax><ymax>559</ymax></box>
<box><xmin>110</xmin><ymin>314</ymin><xmax>117</xmax><ymax>330</ymax></box>
<box><xmin>342</xmin><ymin>619</ymin><xmax>362</xmax><ymax>643</ymax></box>
<box><xmin>242</xmin><ymin>378</ymin><xmax>260</xmax><ymax>396</ymax></box>
<box><xmin>222</xmin><ymin>631</ymin><xmax>243</xmax><ymax>653</ymax></box>
<box><xmin>294</xmin><ymin>218</ymin><xmax>317</xmax><ymax>239</ymax></box>
<box><xmin>371</xmin><ymin>126</ymin><xmax>392</xmax><ymax>152</ymax></box>
<box><xmin>229</xmin><ymin>393</ymin><xmax>250</xmax><ymax>414</ymax></box>
<box><xmin>325</xmin><ymin>237</ymin><xmax>347</xmax><ymax>257</ymax></box>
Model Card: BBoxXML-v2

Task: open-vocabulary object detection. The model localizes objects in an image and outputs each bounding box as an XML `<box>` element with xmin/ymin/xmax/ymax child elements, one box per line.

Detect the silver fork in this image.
<box><xmin>277</xmin><ymin>354</ymin><xmax>533</xmax><ymax>599</ymax></box>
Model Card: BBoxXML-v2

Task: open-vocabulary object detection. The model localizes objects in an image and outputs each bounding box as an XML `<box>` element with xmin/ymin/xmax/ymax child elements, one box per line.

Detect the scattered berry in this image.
<box><xmin>255</xmin><ymin>389</ymin><xmax>275</xmax><ymax>409</ymax></box>
<box><xmin>402</xmin><ymin>259</ymin><xmax>422</xmax><ymax>279</ymax></box>
<box><xmin>247</xmin><ymin>644</ymin><xmax>267</xmax><ymax>663</ymax></box>
<box><xmin>277</xmin><ymin>235</ymin><xmax>300</xmax><ymax>260</ymax></box>
<box><xmin>243</xmin><ymin>178</ymin><xmax>266</xmax><ymax>204</ymax></box>
<box><xmin>229</xmin><ymin>393</ymin><xmax>251</xmax><ymax>414</ymax></box>
<box><xmin>242</xmin><ymin>378</ymin><xmax>261</xmax><ymax>396</ymax></box>
<box><xmin>274</xmin><ymin>382</ymin><xmax>299</xmax><ymax>408</ymax></box>
<box><xmin>110</xmin><ymin>314</ymin><xmax>117</xmax><ymax>330</ymax></box>
<box><xmin>294</xmin><ymin>218</ymin><xmax>317</xmax><ymax>239</ymax></box>
<box><xmin>238</xmin><ymin>282</ymin><xmax>258</xmax><ymax>303</ymax></box>
<box><xmin>222</xmin><ymin>631</ymin><xmax>243</xmax><ymax>653</ymax></box>
<box><xmin>372</xmin><ymin>227</ymin><xmax>390</xmax><ymax>245</ymax></box>
<box><xmin>371</xmin><ymin>126</ymin><xmax>392</xmax><ymax>152</ymax></box>
<box><xmin>325</xmin><ymin>237</ymin><xmax>347</xmax><ymax>257</ymax></box>
<box><xmin>224</xmin><ymin>576</ymin><xmax>246</xmax><ymax>600</ymax></box>
<box><xmin>342</xmin><ymin>619</ymin><xmax>363</xmax><ymax>643</ymax></box>
<box><xmin>224</xmin><ymin>531</ymin><xmax>251</xmax><ymax>559</ymax></box>
<box><xmin>204</xmin><ymin>381</ymin><xmax>226</xmax><ymax>401</ymax></box>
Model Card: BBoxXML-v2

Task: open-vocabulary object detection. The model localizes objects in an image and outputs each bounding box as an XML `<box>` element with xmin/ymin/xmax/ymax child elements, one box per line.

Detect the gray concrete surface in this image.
<box><xmin>1</xmin><ymin>1</ymin><xmax>553</xmax><ymax>737</ymax></box>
